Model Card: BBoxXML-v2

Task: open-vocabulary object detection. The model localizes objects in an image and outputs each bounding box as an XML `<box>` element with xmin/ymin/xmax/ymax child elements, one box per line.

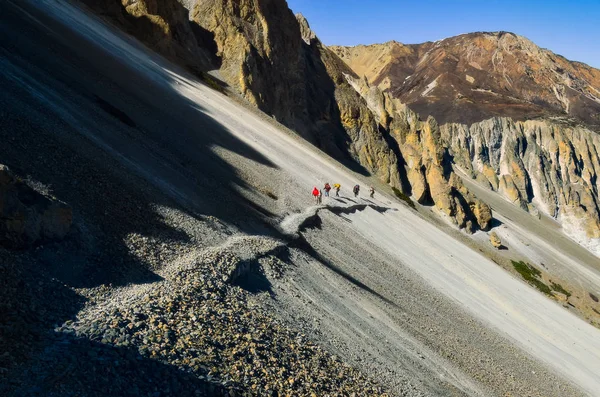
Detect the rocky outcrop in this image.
<box><xmin>490</xmin><ymin>232</ymin><xmax>502</xmax><ymax>249</ymax></box>
<box><xmin>0</xmin><ymin>165</ymin><xmax>72</xmax><ymax>249</ymax></box>
<box><xmin>441</xmin><ymin>117</ymin><xmax>600</xmax><ymax>241</ymax></box>
<box><xmin>191</xmin><ymin>3</ymin><xmax>403</xmax><ymax>187</ymax></box>
<box><xmin>343</xmin><ymin>74</ymin><xmax>492</xmax><ymax>231</ymax></box>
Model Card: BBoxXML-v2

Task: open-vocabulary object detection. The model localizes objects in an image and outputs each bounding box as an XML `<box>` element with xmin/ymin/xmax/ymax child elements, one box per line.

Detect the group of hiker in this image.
<box><xmin>312</xmin><ymin>182</ymin><xmax>374</xmax><ymax>204</ymax></box>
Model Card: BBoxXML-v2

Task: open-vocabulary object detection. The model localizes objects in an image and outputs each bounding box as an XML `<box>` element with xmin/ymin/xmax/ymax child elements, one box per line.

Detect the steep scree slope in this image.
<box><xmin>73</xmin><ymin>0</ymin><xmax>493</xmax><ymax>232</ymax></box>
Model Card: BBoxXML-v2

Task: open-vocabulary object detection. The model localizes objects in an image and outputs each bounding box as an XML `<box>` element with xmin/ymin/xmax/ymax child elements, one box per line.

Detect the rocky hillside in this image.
<box><xmin>0</xmin><ymin>165</ymin><xmax>72</xmax><ymax>249</ymax></box>
<box><xmin>188</xmin><ymin>1</ymin><xmax>492</xmax><ymax>231</ymax></box>
<box><xmin>332</xmin><ymin>32</ymin><xmax>600</xmax><ymax>247</ymax></box>
<box><xmin>330</xmin><ymin>32</ymin><xmax>600</xmax><ymax>128</ymax></box>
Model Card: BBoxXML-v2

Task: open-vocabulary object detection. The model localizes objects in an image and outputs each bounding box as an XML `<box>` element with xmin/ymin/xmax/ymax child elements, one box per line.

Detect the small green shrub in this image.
<box><xmin>200</xmin><ymin>72</ymin><xmax>225</xmax><ymax>93</ymax></box>
<box><xmin>511</xmin><ymin>260</ymin><xmax>552</xmax><ymax>295</ymax></box>
<box><xmin>550</xmin><ymin>282</ymin><xmax>571</xmax><ymax>298</ymax></box>
<box><xmin>392</xmin><ymin>187</ymin><xmax>416</xmax><ymax>210</ymax></box>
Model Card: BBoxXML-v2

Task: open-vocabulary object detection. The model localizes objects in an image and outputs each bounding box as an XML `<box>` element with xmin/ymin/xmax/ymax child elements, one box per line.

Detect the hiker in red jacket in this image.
<box><xmin>312</xmin><ymin>187</ymin><xmax>320</xmax><ymax>204</ymax></box>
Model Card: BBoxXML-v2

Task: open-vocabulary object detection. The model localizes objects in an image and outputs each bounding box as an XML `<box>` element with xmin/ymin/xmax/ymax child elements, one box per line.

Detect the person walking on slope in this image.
<box><xmin>312</xmin><ymin>186</ymin><xmax>320</xmax><ymax>204</ymax></box>
<box><xmin>324</xmin><ymin>182</ymin><xmax>332</xmax><ymax>197</ymax></box>
<box><xmin>333</xmin><ymin>183</ymin><xmax>341</xmax><ymax>197</ymax></box>
<box><xmin>353</xmin><ymin>184</ymin><xmax>360</xmax><ymax>198</ymax></box>
<box><xmin>369</xmin><ymin>186</ymin><xmax>375</xmax><ymax>198</ymax></box>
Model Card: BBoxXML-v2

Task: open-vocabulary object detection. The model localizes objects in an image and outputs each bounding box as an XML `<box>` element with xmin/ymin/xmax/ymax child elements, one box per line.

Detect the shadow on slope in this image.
<box><xmin>0</xmin><ymin>0</ymin><xmax>280</xmax><ymax>287</ymax></box>
<box><xmin>3</xmin><ymin>334</ymin><xmax>229</xmax><ymax>397</ymax></box>
<box><xmin>0</xmin><ymin>0</ymin><xmax>289</xmax><ymax>389</ymax></box>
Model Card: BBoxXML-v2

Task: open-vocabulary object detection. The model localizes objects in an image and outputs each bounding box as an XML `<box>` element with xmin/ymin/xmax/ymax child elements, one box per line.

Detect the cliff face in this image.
<box><xmin>190</xmin><ymin>1</ymin><xmax>390</xmax><ymax>168</ymax></box>
<box><xmin>331</xmin><ymin>32</ymin><xmax>600</xmax><ymax>129</ymax></box>
<box><xmin>333</xmin><ymin>32</ymin><xmax>600</xmax><ymax>249</ymax></box>
<box><xmin>345</xmin><ymin>75</ymin><xmax>492</xmax><ymax>231</ymax></box>
<box><xmin>441</xmin><ymin>118</ymin><xmax>600</xmax><ymax>240</ymax></box>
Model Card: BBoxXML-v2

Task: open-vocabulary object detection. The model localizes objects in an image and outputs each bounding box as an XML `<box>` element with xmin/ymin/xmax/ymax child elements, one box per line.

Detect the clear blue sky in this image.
<box><xmin>287</xmin><ymin>0</ymin><xmax>600</xmax><ymax>69</ymax></box>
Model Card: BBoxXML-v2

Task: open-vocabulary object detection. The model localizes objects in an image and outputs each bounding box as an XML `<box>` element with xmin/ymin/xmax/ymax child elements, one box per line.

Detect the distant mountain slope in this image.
<box><xmin>331</xmin><ymin>32</ymin><xmax>600</xmax><ymax>128</ymax></box>
<box><xmin>332</xmin><ymin>32</ymin><xmax>600</xmax><ymax>248</ymax></box>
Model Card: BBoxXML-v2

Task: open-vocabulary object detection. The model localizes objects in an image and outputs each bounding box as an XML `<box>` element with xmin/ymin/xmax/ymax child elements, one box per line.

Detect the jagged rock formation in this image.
<box><xmin>0</xmin><ymin>165</ymin><xmax>72</xmax><ymax>249</ymax></box>
<box><xmin>342</xmin><ymin>74</ymin><xmax>492</xmax><ymax>231</ymax></box>
<box><xmin>191</xmin><ymin>2</ymin><xmax>394</xmax><ymax>172</ymax></box>
<box><xmin>441</xmin><ymin>118</ymin><xmax>600</xmax><ymax>239</ymax></box>
<box><xmin>330</xmin><ymin>32</ymin><xmax>600</xmax><ymax>129</ymax></box>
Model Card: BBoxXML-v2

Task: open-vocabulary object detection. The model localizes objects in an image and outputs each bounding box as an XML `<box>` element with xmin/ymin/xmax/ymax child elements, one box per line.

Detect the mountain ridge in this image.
<box><xmin>340</xmin><ymin>31</ymin><xmax>600</xmax><ymax>69</ymax></box>
<box><xmin>330</xmin><ymin>31</ymin><xmax>600</xmax><ymax>129</ymax></box>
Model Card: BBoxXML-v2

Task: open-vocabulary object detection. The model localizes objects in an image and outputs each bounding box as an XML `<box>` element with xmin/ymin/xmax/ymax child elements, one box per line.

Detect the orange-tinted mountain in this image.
<box><xmin>331</xmin><ymin>32</ymin><xmax>600</xmax><ymax>128</ymax></box>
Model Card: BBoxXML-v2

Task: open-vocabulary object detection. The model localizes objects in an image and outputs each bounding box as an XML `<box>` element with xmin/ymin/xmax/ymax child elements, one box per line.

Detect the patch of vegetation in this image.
<box><xmin>511</xmin><ymin>260</ymin><xmax>552</xmax><ymax>296</ymax></box>
<box><xmin>199</xmin><ymin>72</ymin><xmax>225</xmax><ymax>93</ymax></box>
<box><xmin>392</xmin><ymin>187</ymin><xmax>416</xmax><ymax>210</ymax></box>
<box><xmin>590</xmin><ymin>292</ymin><xmax>599</xmax><ymax>303</ymax></box>
<box><xmin>550</xmin><ymin>282</ymin><xmax>571</xmax><ymax>298</ymax></box>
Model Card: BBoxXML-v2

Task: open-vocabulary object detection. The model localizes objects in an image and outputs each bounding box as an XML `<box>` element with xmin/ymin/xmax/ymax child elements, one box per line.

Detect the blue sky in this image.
<box><xmin>287</xmin><ymin>0</ymin><xmax>600</xmax><ymax>68</ymax></box>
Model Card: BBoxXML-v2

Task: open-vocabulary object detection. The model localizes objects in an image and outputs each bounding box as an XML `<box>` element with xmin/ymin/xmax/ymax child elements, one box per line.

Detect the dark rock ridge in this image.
<box><xmin>77</xmin><ymin>0</ymin><xmax>217</xmax><ymax>70</ymax></box>
<box><xmin>0</xmin><ymin>165</ymin><xmax>72</xmax><ymax>248</ymax></box>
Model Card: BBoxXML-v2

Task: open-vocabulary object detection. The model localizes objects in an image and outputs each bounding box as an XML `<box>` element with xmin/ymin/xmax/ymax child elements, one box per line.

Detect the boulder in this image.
<box><xmin>0</xmin><ymin>165</ymin><xmax>72</xmax><ymax>249</ymax></box>
<box><xmin>489</xmin><ymin>231</ymin><xmax>502</xmax><ymax>249</ymax></box>
<box><xmin>471</xmin><ymin>199</ymin><xmax>492</xmax><ymax>231</ymax></box>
